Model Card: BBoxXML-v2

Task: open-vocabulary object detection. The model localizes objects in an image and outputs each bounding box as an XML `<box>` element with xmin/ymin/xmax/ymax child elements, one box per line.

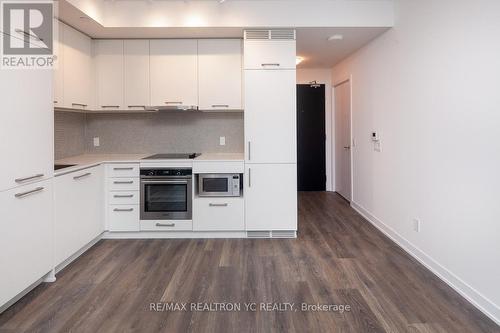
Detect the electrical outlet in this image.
<box><xmin>219</xmin><ymin>136</ymin><xmax>226</xmax><ymax>146</ymax></box>
<box><xmin>93</xmin><ymin>137</ymin><xmax>100</xmax><ymax>147</ymax></box>
<box><xmin>413</xmin><ymin>218</ymin><xmax>421</xmax><ymax>232</ymax></box>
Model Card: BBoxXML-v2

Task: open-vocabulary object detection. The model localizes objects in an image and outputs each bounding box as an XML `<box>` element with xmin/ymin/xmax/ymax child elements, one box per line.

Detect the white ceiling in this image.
<box><xmin>59</xmin><ymin>0</ymin><xmax>390</xmax><ymax>68</ymax></box>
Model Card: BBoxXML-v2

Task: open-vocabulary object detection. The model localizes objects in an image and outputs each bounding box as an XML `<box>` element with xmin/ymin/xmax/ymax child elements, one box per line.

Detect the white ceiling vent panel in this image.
<box><xmin>245</xmin><ymin>29</ymin><xmax>295</xmax><ymax>41</ymax></box>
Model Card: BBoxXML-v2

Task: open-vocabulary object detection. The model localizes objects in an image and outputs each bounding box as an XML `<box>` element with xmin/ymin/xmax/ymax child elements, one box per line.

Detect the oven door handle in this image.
<box><xmin>141</xmin><ymin>180</ymin><xmax>189</xmax><ymax>185</ymax></box>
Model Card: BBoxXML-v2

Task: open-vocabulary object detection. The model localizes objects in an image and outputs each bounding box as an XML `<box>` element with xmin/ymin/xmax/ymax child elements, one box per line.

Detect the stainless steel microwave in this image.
<box><xmin>198</xmin><ymin>174</ymin><xmax>241</xmax><ymax>197</ymax></box>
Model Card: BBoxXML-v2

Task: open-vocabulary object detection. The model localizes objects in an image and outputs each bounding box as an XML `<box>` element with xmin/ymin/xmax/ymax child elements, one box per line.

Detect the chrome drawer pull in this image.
<box><xmin>15</xmin><ymin>187</ymin><xmax>44</xmax><ymax>198</ymax></box>
<box><xmin>114</xmin><ymin>181</ymin><xmax>134</xmax><ymax>184</ymax></box>
<box><xmin>114</xmin><ymin>208</ymin><xmax>134</xmax><ymax>212</ymax></box>
<box><xmin>72</xmin><ymin>103</ymin><xmax>87</xmax><ymax>107</ymax></box>
<box><xmin>127</xmin><ymin>105</ymin><xmax>146</xmax><ymax>109</ymax></box>
<box><xmin>73</xmin><ymin>172</ymin><xmax>91</xmax><ymax>180</ymax></box>
<box><xmin>113</xmin><ymin>167</ymin><xmax>134</xmax><ymax>170</ymax></box>
<box><xmin>101</xmin><ymin>105</ymin><xmax>120</xmax><ymax>108</ymax></box>
<box><xmin>164</xmin><ymin>101</ymin><xmax>182</xmax><ymax>104</ymax></box>
<box><xmin>156</xmin><ymin>223</ymin><xmax>175</xmax><ymax>227</ymax></box>
<box><xmin>114</xmin><ymin>194</ymin><xmax>134</xmax><ymax>198</ymax></box>
<box><xmin>212</xmin><ymin>104</ymin><xmax>229</xmax><ymax>108</ymax></box>
<box><xmin>209</xmin><ymin>203</ymin><xmax>228</xmax><ymax>207</ymax></box>
<box><xmin>15</xmin><ymin>173</ymin><xmax>44</xmax><ymax>183</ymax></box>
<box><xmin>261</xmin><ymin>63</ymin><xmax>280</xmax><ymax>67</ymax></box>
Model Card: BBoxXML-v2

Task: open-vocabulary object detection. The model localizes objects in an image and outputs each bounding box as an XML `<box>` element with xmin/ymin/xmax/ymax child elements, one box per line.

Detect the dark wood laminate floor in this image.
<box><xmin>0</xmin><ymin>192</ymin><xmax>498</xmax><ymax>333</ymax></box>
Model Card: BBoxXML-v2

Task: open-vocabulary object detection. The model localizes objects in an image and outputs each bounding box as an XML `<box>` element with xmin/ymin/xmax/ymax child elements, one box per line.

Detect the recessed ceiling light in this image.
<box><xmin>296</xmin><ymin>56</ymin><xmax>304</xmax><ymax>65</ymax></box>
<box><xmin>328</xmin><ymin>34</ymin><xmax>344</xmax><ymax>41</ymax></box>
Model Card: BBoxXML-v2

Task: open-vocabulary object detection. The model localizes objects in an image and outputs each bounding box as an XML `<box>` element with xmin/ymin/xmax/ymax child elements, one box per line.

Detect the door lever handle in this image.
<box><xmin>343</xmin><ymin>146</ymin><xmax>351</xmax><ymax>149</ymax></box>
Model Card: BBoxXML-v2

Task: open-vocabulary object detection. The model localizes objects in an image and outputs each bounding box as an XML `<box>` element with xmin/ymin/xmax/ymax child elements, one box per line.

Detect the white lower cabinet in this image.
<box><xmin>108</xmin><ymin>205</ymin><xmax>140</xmax><ymax>232</ymax></box>
<box><xmin>0</xmin><ymin>179</ymin><xmax>53</xmax><ymax>308</ymax></box>
<box><xmin>193</xmin><ymin>197</ymin><xmax>244</xmax><ymax>231</ymax></box>
<box><xmin>245</xmin><ymin>164</ymin><xmax>297</xmax><ymax>231</ymax></box>
<box><xmin>54</xmin><ymin>166</ymin><xmax>104</xmax><ymax>266</ymax></box>
<box><xmin>140</xmin><ymin>220</ymin><xmax>193</xmax><ymax>231</ymax></box>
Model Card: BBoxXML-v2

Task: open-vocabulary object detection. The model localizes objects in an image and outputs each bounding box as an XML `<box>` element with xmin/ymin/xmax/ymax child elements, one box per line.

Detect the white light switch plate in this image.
<box><xmin>219</xmin><ymin>136</ymin><xmax>226</xmax><ymax>146</ymax></box>
<box><xmin>93</xmin><ymin>137</ymin><xmax>100</xmax><ymax>147</ymax></box>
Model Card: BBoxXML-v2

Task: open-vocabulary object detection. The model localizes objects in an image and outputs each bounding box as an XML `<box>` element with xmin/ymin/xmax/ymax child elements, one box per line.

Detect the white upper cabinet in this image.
<box><xmin>150</xmin><ymin>39</ymin><xmax>198</xmax><ymax>107</ymax></box>
<box><xmin>0</xmin><ymin>70</ymin><xmax>53</xmax><ymax>192</ymax></box>
<box><xmin>198</xmin><ymin>39</ymin><xmax>242</xmax><ymax>111</ymax></box>
<box><xmin>53</xmin><ymin>20</ymin><xmax>64</xmax><ymax>106</ymax></box>
<box><xmin>244</xmin><ymin>40</ymin><xmax>296</xmax><ymax>70</ymax></box>
<box><xmin>95</xmin><ymin>40</ymin><xmax>124</xmax><ymax>110</ymax></box>
<box><xmin>62</xmin><ymin>24</ymin><xmax>93</xmax><ymax>110</ymax></box>
<box><xmin>244</xmin><ymin>70</ymin><xmax>297</xmax><ymax>164</ymax></box>
<box><xmin>124</xmin><ymin>40</ymin><xmax>150</xmax><ymax>110</ymax></box>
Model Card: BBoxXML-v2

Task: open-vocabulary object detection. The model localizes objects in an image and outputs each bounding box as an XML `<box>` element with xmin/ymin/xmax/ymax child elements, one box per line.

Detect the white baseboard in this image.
<box><xmin>350</xmin><ymin>201</ymin><xmax>500</xmax><ymax>326</ymax></box>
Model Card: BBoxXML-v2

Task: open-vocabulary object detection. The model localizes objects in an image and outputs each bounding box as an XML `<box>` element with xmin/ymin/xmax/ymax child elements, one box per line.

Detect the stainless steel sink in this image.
<box><xmin>54</xmin><ymin>164</ymin><xmax>77</xmax><ymax>171</ymax></box>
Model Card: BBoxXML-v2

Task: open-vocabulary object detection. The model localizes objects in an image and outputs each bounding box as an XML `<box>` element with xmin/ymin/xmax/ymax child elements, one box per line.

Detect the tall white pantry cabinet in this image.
<box><xmin>0</xmin><ymin>68</ymin><xmax>54</xmax><ymax>310</ymax></box>
<box><xmin>243</xmin><ymin>30</ymin><xmax>298</xmax><ymax>233</ymax></box>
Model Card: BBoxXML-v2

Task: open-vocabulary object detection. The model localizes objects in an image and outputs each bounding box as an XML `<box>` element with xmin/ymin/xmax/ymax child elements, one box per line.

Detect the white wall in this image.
<box><xmin>332</xmin><ymin>0</ymin><xmax>500</xmax><ymax>324</ymax></box>
<box><xmin>297</xmin><ymin>69</ymin><xmax>333</xmax><ymax>191</ymax></box>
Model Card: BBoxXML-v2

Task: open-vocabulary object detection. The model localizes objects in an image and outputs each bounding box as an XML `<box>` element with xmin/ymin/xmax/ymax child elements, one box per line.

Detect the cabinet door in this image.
<box><xmin>244</xmin><ymin>70</ymin><xmax>296</xmax><ymax>163</ymax></box>
<box><xmin>95</xmin><ymin>40</ymin><xmax>124</xmax><ymax>110</ymax></box>
<box><xmin>0</xmin><ymin>69</ymin><xmax>53</xmax><ymax>192</ymax></box>
<box><xmin>244</xmin><ymin>40</ymin><xmax>296</xmax><ymax>70</ymax></box>
<box><xmin>124</xmin><ymin>40</ymin><xmax>150</xmax><ymax>110</ymax></box>
<box><xmin>0</xmin><ymin>180</ymin><xmax>53</xmax><ymax>307</ymax></box>
<box><xmin>62</xmin><ymin>24</ymin><xmax>92</xmax><ymax>110</ymax></box>
<box><xmin>54</xmin><ymin>166</ymin><xmax>103</xmax><ymax>266</ymax></box>
<box><xmin>150</xmin><ymin>39</ymin><xmax>198</xmax><ymax>107</ymax></box>
<box><xmin>53</xmin><ymin>19</ymin><xmax>64</xmax><ymax>106</ymax></box>
<box><xmin>245</xmin><ymin>164</ymin><xmax>297</xmax><ymax>231</ymax></box>
<box><xmin>198</xmin><ymin>39</ymin><xmax>242</xmax><ymax>110</ymax></box>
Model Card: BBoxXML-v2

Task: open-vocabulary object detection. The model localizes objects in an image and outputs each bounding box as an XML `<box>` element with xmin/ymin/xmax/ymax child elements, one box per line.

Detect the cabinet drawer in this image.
<box><xmin>108</xmin><ymin>205</ymin><xmax>139</xmax><ymax>232</ymax></box>
<box><xmin>107</xmin><ymin>178</ymin><xmax>139</xmax><ymax>191</ymax></box>
<box><xmin>106</xmin><ymin>164</ymin><xmax>139</xmax><ymax>178</ymax></box>
<box><xmin>193</xmin><ymin>161</ymin><xmax>244</xmax><ymax>174</ymax></box>
<box><xmin>108</xmin><ymin>191</ymin><xmax>139</xmax><ymax>205</ymax></box>
<box><xmin>193</xmin><ymin>197</ymin><xmax>244</xmax><ymax>231</ymax></box>
<box><xmin>140</xmin><ymin>220</ymin><xmax>193</xmax><ymax>231</ymax></box>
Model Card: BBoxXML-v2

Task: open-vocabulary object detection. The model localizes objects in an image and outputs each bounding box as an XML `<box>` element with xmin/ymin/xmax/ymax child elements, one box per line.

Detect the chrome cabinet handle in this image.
<box><xmin>101</xmin><ymin>105</ymin><xmax>120</xmax><ymax>108</ymax></box>
<box><xmin>15</xmin><ymin>173</ymin><xmax>44</xmax><ymax>183</ymax></box>
<box><xmin>72</xmin><ymin>103</ymin><xmax>87</xmax><ymax>107</ymax></box>
<box><xmin>15</xmin><ymin>187</ymin><xmax>44</xmax><ymax>198</ymax></box>
<box><xmin>113</xmin><ymin>181</ymin><xmax>134</xmax><ymax>184</ymax></box>
<box><xmin>343</xmin><ymin>146</ymin><xmax>351</xmax><ymax>150</ymax></box>
<box><xmin>114</xmin><ymin>208</ymin><xmax>134</xmax><ymax>212</ymax></box>
<box><xmin>114</xmin><ymin>194</ymin><xmax>134</xmax><ymax>198</ymax></box>
<box><xmin>156</xmin><ymin>223</ymin><xmax>175</xmax><ymax>227</ymax></box>
<box><xmin>212</xmin><ymin>104</ymin><xmax>229</xmax><ymax>108</ymax></box>
<box><xmin>209</xmin><ymin>203</ymin><xmax>228</xmax><ymax>207</ymax></box>
<box><xmin>73</xmin><ymin>172</ymin><xmax>91</xmax><ymax>180</ymax></box>
<box><xmin>261</xmin><ymin>63</ymin><xmax>280</xmax><ymax>67</ymax></box>
<box><xmin>164</xmin><ymin>101</ymin><xmax>182</xmax><ymax>105</ymax></box>
<box><xmin>54</xmin><ymin>100</ymin><xmax>58</xmax><ymax>104</ymax></box>
<box><xmin>127</xmin><ymin>105</ymin><xmax>146</xmax><ymax>109</ymax></box>
<box><xmin>248</xmin><ymin>168</ymin><xmax>251</xmax><ymax>187</ymax></box>
<box><xmin>113</xmin><ymin>167</ymin><xmax>134</xmax><ymax>170</ymax></box>
<box><xmin>248</xmin><ymin>141</ymin><xmax>251</xmax><ymax>160</ymax></box>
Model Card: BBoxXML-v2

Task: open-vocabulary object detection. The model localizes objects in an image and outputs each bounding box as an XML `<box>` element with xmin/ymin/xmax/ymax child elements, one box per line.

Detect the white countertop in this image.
<box><xmin>54</xmin><ymin>153</ymin><xmax>244</xmax><ymax>176</ymax></box>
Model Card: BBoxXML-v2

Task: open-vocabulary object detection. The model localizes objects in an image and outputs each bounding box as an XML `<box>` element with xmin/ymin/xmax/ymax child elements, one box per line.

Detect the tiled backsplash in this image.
<box><xmin>55</xmin><ymin>112</ymin><xmax>244</xmax><ymax>159</ymax></box>
<box><xmin>54</xmin><ymin>112</ymin><xmax>86</xmax><ymax>160</ymax></box>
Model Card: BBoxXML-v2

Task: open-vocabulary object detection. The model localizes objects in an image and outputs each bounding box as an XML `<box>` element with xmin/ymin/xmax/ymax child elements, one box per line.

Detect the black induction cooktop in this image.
<box><xmin>142</xmin><ymin>153</ymin><xmax>201</xmax><ymax>160</ymax></box>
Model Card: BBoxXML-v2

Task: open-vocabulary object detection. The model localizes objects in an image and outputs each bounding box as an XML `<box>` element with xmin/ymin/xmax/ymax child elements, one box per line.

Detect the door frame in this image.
<box><xmin>332</xmin><ymin>75</ymin><xmax>354</xmax><ymax>202</ymax></box>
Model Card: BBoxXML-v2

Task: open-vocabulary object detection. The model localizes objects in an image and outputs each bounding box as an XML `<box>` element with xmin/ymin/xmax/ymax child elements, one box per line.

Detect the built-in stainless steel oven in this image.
<box><xmin>140</xmin><ymin>168</ymin><xmax>192</xmax><ymax>220</ymax></box>
<box><xmin>198</xmin><ymin>174</ymin><xmax>242</xmax><ymax>197</ymax></box>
